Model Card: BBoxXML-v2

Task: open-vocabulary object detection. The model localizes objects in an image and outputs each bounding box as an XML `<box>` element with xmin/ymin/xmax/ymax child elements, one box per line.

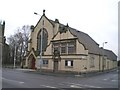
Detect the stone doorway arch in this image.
<box><xmin>28</xmin><ymin>54</ymin><xmax>36</xmax><ymax>69</ymax></box>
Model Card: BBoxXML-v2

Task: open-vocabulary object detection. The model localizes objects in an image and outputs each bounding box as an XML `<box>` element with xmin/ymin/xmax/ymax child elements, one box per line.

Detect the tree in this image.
<box><xmin>7</xmin><ymin>25</ymin><xmax>31</xmax><ymax>66</ymax></box>
<box><xmin>7</xmin><ymin>35</ymin><xmax>16</xmax><ymax>64</ymax></box>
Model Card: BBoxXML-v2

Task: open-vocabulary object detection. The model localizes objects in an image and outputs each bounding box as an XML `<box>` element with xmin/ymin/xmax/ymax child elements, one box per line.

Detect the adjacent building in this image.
<box><xmin>0</xmin><ymin>21</ymin><xmax>10</xmax><ymax>66</ymax></box>
<box><xmin>25</xmin><ymin>10</ymin><xmax>117</xmax><ymax>73</ymax></box>
<box><xmin>0</xmin><ymin>21</ymin><xmax>5</xmax><ymax>67</ymax></box>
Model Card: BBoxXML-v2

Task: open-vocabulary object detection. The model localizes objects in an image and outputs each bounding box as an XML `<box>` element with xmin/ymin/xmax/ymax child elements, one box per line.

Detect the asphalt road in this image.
<box><xmin>2</xmin><ymin>68</ymin><xmax>119</xmax><ymax>89</ymax></box>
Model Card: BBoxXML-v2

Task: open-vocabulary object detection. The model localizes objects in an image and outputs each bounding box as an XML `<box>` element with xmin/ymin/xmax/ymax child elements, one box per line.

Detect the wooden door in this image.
<box><xmin>32</xmin><ymin>57</ymin><xmax>35</xmax><ymax>69</ymax></box>
<box><xmin>53</xmin><ymin>60</ymin><xmax>58</xmax><ymax>72</ymax></box>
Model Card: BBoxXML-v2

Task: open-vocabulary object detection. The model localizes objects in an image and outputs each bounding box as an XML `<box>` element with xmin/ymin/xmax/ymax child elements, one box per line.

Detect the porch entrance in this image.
<box><xmin>28</xmin><ymin>54</ymin><xmax>36</xmax><ymax>69</ymax></box>
<box><xmin>53</xmin><ymin>60</ymin><xmax>59</xmax><ymax>72</ymax></box>
<box><xmin>31</xmin><ymin>57</ymin><xmax>35</xmax><ymax>69</ymax></box>
<box><xmin>52</xmin><ymin>50</ymin><xmax>61</xmax><ymax>72</ymax></box>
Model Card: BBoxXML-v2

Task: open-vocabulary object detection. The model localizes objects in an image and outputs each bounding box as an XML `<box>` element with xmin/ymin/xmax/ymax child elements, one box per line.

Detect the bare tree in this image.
<box><xmin>7</xmin><ymin>25</ymin><xmax>31</xmax><ymax>66</ymax></box>
<box><xmin>7</xmin><ymin>35</ymin><xmax>16</xmax><ymax>64</ymax></box>
<box><xmin>21</xmin><ymin>25</ymin><xmax>31</xmax><ymax>58</ymax></box>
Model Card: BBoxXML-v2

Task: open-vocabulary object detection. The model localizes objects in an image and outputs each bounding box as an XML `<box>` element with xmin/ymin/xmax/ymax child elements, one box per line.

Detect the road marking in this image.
<box><xmin>103</xmin><ymin>79</ymin><xmax>107</xmax><ymax>81</ymax></box>
<box><xmin>82</xmin><ymin>84</ymin><xmax>101</xmax><ymax>88</ymax></box>
<box><xmin>40</xmin><ymin>85</ymin><xmax>57</xmax><ymax>88</ymax></box>
<box><xmin>2</xmin><ymin>77</ymin><xmax>24</xmax><ymax>84</ymax></box>
<box><xmin>111</xmin><ymin>80</ymin><xmax>117</xmax><ymax>82</ymax></box>
<box><xmin>19</xmin><ymin>82</ymin><xmax>24</xmax><ymax>84</ymax></box>
<box><xmin>70</xmin><ymin>85</ymin><xmax>82</xmax><ymax>88</ymax></box>
<box><xmin>63</xmin><ymin>82</ymin><xmax>102</xmax><ymax>88</ymax></box>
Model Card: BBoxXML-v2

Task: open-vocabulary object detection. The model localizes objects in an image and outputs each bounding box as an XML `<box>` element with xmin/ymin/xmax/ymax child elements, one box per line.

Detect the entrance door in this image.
<box><xmin>31</xmin><ymin>57</ymin><xmax>35</xmax><ymax>69</ymax></box>
<box><xmin>53</xmin><ymin>60</ymin><xmax>59</xmax><ymax>72</ymax></box>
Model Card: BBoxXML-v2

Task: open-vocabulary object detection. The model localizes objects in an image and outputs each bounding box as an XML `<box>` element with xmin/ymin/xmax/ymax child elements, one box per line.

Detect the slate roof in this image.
<box><xmin>49</xmin><ymin>19</ymin><xmax>117</xmax><ymax>60</ymax></box>
<box><xmin>57</xmin><ymin>23</ymin><xmax>100</xmax><ymax>55</ymax></box>
<box><xmin>69</xmin><ymin>27</ymin><xmax>100</xmax><ymax>54</ymax></box>
<box><xmin>100</xmin><ymin>48</ymin><xmax>117</xmax><ymax>61</ymax></box>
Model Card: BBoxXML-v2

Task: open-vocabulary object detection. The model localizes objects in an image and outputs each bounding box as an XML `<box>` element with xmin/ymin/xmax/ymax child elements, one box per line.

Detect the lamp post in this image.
<box><xmin>34</xmin><ymin>12</ymin><xmax>41</xmax><ymax>16</ymax></box>
<box><xmin>39</xmin><ymin>24</ymin><xmax>43</xmax><ymax>72</ymax></box>
<box><xmin>102</xmin><ymin>42</ymin><xmax>107</xmax><ymax>72</ymax></box>
<box><xmin>34</xmin><ymin>10</ymin><xmax>45</xmax><ymax>71</ymax></box>
<box><xmin>14</xmin><ymin>45</ymin><xmax>16</xmax><ymax>68</ymax></box>
<box><xmin>0</xmin><ymin>42</ymin><xmax>2</xmax><ymax>69</ymax></box>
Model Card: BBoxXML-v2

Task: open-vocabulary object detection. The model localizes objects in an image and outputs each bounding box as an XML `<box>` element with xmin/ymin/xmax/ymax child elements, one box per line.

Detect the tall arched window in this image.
<box><xmin>37</xmin><ymin>28</ymin><xmax>48</xmax><ymax>54</ymax></box>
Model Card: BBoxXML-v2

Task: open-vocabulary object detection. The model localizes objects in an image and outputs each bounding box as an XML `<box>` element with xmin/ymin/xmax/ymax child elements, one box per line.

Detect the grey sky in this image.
<box><xmin>0</xmin><ymin>0</ymin><xmax>119</xmax><ymax>58</ymax></box>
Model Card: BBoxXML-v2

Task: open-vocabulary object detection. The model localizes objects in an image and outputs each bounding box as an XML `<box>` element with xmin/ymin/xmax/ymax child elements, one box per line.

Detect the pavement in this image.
<box><xmin>15</xmin><ymin>68</ymin><xmax>118</xmax><ymax>78</ymax></box>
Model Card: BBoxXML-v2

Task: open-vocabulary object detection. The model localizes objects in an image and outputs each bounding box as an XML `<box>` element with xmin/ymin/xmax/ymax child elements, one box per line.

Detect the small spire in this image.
<box><xmin>66</xmin><ymin>23</ymin><xmax>69</xmax><ymax>27</ymax></box>
<box><xmin>30</xmin><ymin>25</ymin><xmax>34</xmax><ymax>32</ymax></box>
<box><xmin>55</xmin><ymin>19</ymin><xmax>59</xmax><ymax>23</ymax></box>
<box><xmin>43</xmin><ymin>9</ymin><xmax>45</xmax><ymax>15</ymax></box>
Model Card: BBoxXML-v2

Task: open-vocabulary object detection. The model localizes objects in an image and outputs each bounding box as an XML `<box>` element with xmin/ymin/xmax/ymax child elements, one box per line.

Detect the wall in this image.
<box><xmin>41</xmin><ymin>58</ymin><xmax>53</xmax><ymax>71</ymax></box>
<box><xmin>59</xmin><ymin>55</ymin><xmax>87</xmax><ymax>72</ymax></box>
<box><xmin>76</xmin><ymin>40</ymin><xmax>88</xmax><ymax>55</ymax></box>
<box><xmin>31</xmin><ymin>16</ymin><xmax>54</xmax><ymax>51</ymax></box>
<box><xmin>53</xmin><ymin>29</ymin><xmax>75</xmax><ymax>41</ymax></box>
<box><xmin>87</xmin><ymin>54</ymin><xmax>100</xmax><ymax>72</ymax></box>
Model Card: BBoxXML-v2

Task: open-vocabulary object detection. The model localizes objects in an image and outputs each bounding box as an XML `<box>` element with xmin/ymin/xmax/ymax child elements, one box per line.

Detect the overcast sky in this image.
<box><xmin>0</xmin><ymin>0</ymin><xmax>119</xmax><ymax>59</ymax></box>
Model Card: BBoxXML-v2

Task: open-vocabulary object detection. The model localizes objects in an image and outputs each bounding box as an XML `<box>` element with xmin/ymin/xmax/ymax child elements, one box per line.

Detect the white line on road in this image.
<box><xmin>103</xmin><ymin>79</ymin><xmax>107</xmax><ymax>81</ymax></box>
<box><xmin>111</xmin><ymin>80</ymin><xmax>117</xmax><ymax>82</ymax></box>
<box><xmin>40</xmin><ymin>85</ymin><xmax>57</xmax><ymax>88</ymax></box>
<box><xmin>2</xmin><ymin>77</ymin><xmax>24</xmax><ymax>84</ymax></box>
<box><xmin>16</xmin><ymin>69</ymin><xmax>36</xmax><ymax>72</ymax></box>
<box><xmin>19</xmin><ymin>82</ymin><xmax>25</xmax><ymax>84</ymax></box>
<box><xmin>63</xmin><ymin>82</ymin><xmax>102</xmax><ymax>88</ymax></box>
<box><xmin>70</xmin><ymin>85</ymin><xmax>82</xmax><ymax>88</ymax></box>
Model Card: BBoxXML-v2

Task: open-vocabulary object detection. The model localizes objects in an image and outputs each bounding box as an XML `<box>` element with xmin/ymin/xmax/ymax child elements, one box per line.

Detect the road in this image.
<box><xmin>2</xmin><ymin>68</ymin><xmax>118</xmax><ymax>89</ymax></box>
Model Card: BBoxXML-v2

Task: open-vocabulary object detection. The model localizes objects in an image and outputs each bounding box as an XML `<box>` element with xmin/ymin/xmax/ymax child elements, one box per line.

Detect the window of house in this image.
<box><xmin>90</xmin><ymin>56</ymin><xmax>95</xmax><ymax>68</ymax></box>
<box><xmin>53</xmin><ymin>43</ymin><xmax>60</xmax><ymax>52</ymax></box>
<box><xmin>43</xmin><ymin>60</ymin><xmax>48</xmax><ymax>67</ymax></box>
<box><xmin>52</xmin><ymin>40</ymin><xmax>76</xmax><ymax>55</ymax></box>
<box><xmin>68</xmin><ymin>41</ymin><xmax>76</xmax><ymax>54</ymax></box>
<box><xmin>65</xmin><ymin>60</ymin><xmax>73</xmax><ymax>67</ymax></box>
<box><xmin>61</xmin><ymin>42</ymin><xmax>67</xmax><ymax>54</ymax></box>
<box><xmin>37</xmin><ymin>28</ymin><xmax>48</xmax><ymax>54</ymax></box>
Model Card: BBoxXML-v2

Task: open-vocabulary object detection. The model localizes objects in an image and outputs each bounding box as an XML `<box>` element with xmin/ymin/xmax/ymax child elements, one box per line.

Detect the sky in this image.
<box><xmin>0</xmin><ymin>0</ymin><xmax>119</xmax><ymax>59</ymax></box>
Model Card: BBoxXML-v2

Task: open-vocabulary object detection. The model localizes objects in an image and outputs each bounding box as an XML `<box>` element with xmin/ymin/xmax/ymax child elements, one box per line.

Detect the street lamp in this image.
<box><xmin>0</xmin><ymin>42</ymin><xmax>2</xmax><ymax>69</ymax></box>
<box><xmin>34</xmin><ymin>12</ymin><xmax>41</xmax><ymax>16</ymax></box>
<box><xmin>34</xmin><ymin>10</ymin><xmax>45</xmax><ymax>71</ymax></box>
<box><xmin>14</xmin><ymin>45</ymin><xmax>16</xmax><ymax>68</ymax></box>
<box><xmin>102</xmin><ymin>42</ymin><xmax>107</xmax><ymax>72</ymax></box>
<box><xmin>39</xmin><ymin>24</ymin><xmax>43</xmax><ymax>72</ymax></box>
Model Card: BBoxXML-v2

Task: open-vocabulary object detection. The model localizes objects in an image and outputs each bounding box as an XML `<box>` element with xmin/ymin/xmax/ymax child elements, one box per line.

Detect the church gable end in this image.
<box><xmin>53</xmin><ymin>24</ymin><xmax>77</xmax><ymax>41</ymax></box>
<box><xmin>31</xmin><ymin>11</ymin><xmax>55</xmax><ymax>51</ymax></box>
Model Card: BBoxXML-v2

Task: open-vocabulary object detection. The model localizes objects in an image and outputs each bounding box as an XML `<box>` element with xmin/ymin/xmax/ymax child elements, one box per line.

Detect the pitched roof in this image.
<box><xmin>57</xmin><ymin>23</ymin><xmax>100</xmax><ymax>54</ymax></box>
<box><xmin>69</xmin><ymin>27</ymin><xmax>100</xmax><ymax>54</ymax></box>
<box><xmin>100</xmin><ymin>48</ymin><xmax>117</xmax><ymax>61</ymax></box>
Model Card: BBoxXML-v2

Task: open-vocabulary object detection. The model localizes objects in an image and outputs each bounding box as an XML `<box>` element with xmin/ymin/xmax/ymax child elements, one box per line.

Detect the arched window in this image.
<box><xmin>37</xmin><ymin>28</ymin><xmax>48</xmax><ymax>54</ymax></box>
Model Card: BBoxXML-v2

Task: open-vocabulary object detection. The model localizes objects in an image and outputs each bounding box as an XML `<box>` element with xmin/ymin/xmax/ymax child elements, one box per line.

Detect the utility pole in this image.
<box><xmin>0</xmin><ymin>42</ymin><xmax>2</xmax><ymax>68</ymax></box>
<box><xmin>102</xmin><ymin>42</ymin><xmax>107</xmax><ymax>72</ymax></box>
<box><xmin>14</xmin><ymin>45</ymin><xmax>16</xmax><ymax>68</ymax></box>
<box><xmin>34</xmin><ymin>10</ymin><xmax>45</xmax><ymax>71</ymax></box>
<box><xmin>39</xmin><ymin>21</ymin><xmax>44</xmax><ymax>72</ymax></box>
